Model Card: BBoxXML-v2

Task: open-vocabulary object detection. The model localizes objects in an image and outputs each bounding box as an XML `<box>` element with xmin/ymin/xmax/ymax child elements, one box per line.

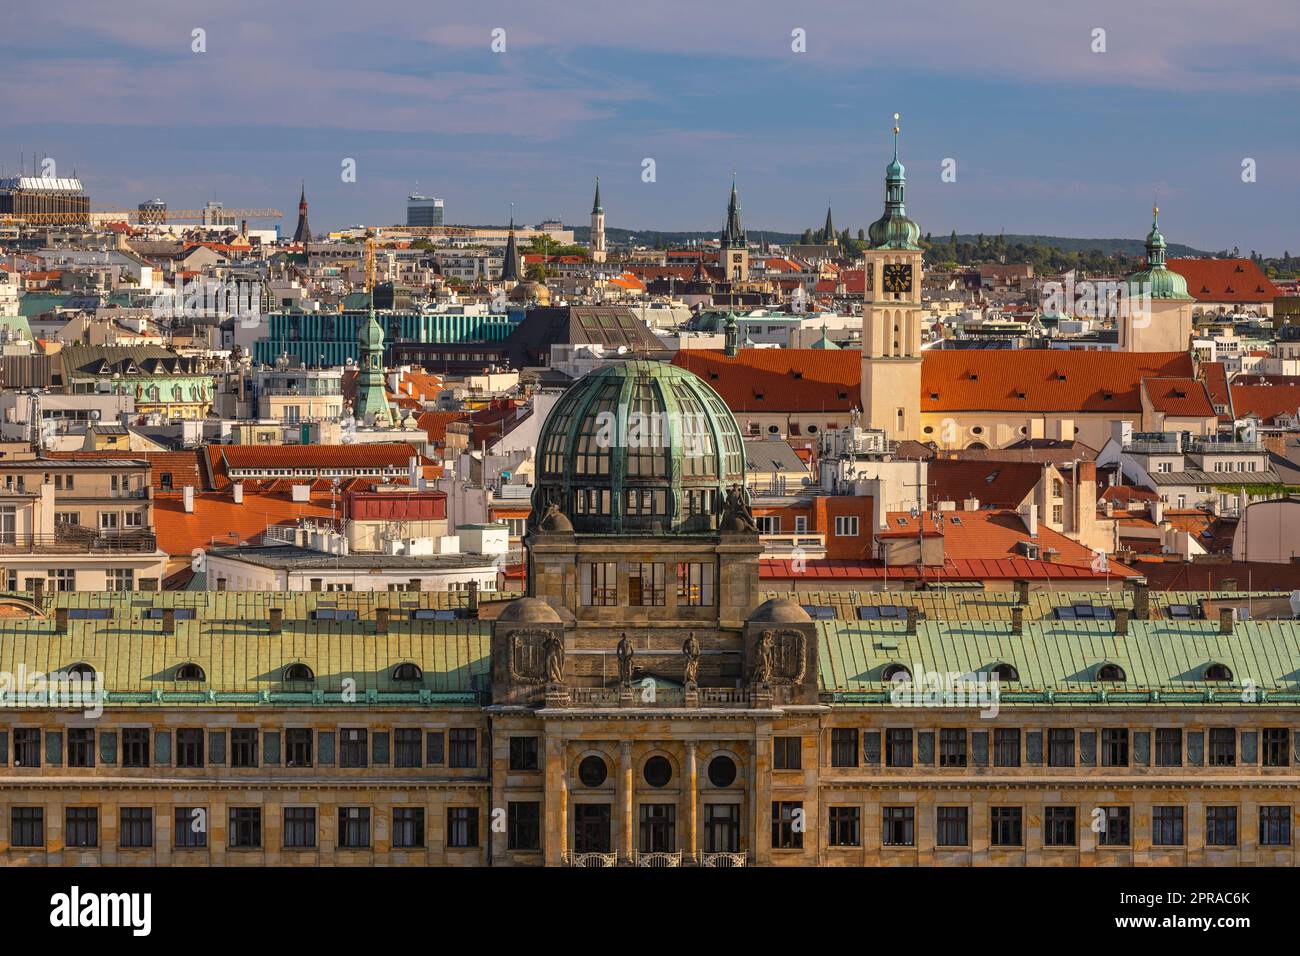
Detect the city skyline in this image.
<box><xmin>3</xmin><ymin>0</ymin><xmax>1297</xmax><ymax>253</ymax></box>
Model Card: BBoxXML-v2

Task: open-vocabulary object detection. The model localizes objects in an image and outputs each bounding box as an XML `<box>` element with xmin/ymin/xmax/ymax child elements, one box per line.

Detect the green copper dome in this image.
<box><xmin>1125</xmin><ymin>207</ymin><xmax>1192</xmax><ymax>300</ymax></box>
<box><xmin>867</xmin><ymin>115</ymin><xmax>922</xmax><ymax>251</ymax></box>
<box><xmin>533</xmin><ymin>361</ymin><xmax>747</xmax><ymax>534</ymax></box>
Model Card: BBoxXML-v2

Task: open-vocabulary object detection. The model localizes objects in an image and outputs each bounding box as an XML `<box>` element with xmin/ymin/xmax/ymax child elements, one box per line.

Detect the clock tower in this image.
<box><xmin>861</xmin><ymin>114</ymin><xmax>924</xmax><ymax>442</ymax></box>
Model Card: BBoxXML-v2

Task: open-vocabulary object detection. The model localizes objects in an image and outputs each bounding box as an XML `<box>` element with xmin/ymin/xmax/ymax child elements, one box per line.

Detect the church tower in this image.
<box><xmin>861</xmin><ymin>114</ymin><xmax>924</xmax><ymax>441</ymax></box>
<box><xmin>1121</xmin><ymin>206</ymin><xmax>1193</xmax><ymax>353</ymax></box>
<box><xmin>292</xmin><ymin>182</ymin><xmax>311</xmax><ymax>245</ymax></box>
<box><xmin>720</xmin><ymin>178</ymin><xmax>748</xmax><ymax>282</ymax></box>
<box><xmin>354</xmin><ymin>296</ymin><xmax>394</xmax><ymax>427</ymax></box>
<box><xmin>590</xmin><ymin>178</ymin><xmax>606</xmax><ymax>263</ymax></box>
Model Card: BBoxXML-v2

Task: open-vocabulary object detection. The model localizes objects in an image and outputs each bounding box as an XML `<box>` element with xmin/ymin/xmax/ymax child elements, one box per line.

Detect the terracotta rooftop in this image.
<box><xmin>671</xmin><ymin>348</ymin><xmax>861</xmax><ymax>412</ymax></box>
<box><xmin>1167</xmin><ymin>258</ymin><xmax>1281</xmax><ymax>304</ymax></box>
<box><xmin>1228</xmin><ymin>383</ymin><xmax>1300</xmax><ymax>424</ymax></box>
<box><xmin>925</xmin><ymin>459</ymin><xmax>1045</xmax><ymax>509</ymax></box>
<box><xmin>1142</xmin><ymin>377</ymin><xmax>1216</xmax><ymax>418</ymax></box>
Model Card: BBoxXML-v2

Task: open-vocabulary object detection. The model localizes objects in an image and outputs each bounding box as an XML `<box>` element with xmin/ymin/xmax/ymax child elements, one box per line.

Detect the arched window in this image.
<box><xmin>391</xmin><ymin>662</ymin><xmax>423</xmax><ymax>682</ymax></box>
<box><xmin>881</xmin><ymin>662</ymin><xmax>912</xmax><ymax>682</ymax></box>
<box><xmin>990</xmin><ymin>663</ymin><xmax>1019</xmax><ymax>682</ymax></box>
<box><xmin>1096</xmin><ymin>663</ymin><xmax>1126</xmax><ymax>682</ymax></box>
<box><xmin>283</xmin><ymin>662</ymin><xmax>315</xmax><ymax>682</ymax></box>
<box><xmin>175</xmin><ymin>662</ymin><xmax>205</xmax><ymax>682</ymax></box>
<box><xmin>1203</xmin><ymin>662</ymin><xmax>1233</xmax><ymax>682</ymax></box>
<box><xmin>66</xmin><ymin>662</ymin><xmax>96</xmax><ymax>680</ymax></box>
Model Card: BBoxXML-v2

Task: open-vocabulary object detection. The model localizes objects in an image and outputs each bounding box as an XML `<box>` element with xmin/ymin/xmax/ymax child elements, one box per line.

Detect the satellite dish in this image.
<box><xmin>89</xmin><ymin>409</ymin><xmax>101</xmax><ymax>420</ymax></box>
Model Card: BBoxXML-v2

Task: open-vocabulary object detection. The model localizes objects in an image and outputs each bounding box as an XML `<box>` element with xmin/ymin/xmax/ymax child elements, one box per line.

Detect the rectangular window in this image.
<box><xmin>448</xmin><ymin>807</ymin><xmax>479</xmax><ymax>848</ymax></box>
<box><xmin>773</xmin><ymin>736</ymin><xmax>801</xmax><ymax>771</ymax></box>
<box><xmin>122</xmin><ymin>728</ymin><xmax>150</xmax><ymax>768</ymax></box>
<box><xmin>230</xmin><ymin>728</ymin><xmax>258</xmax><ymax>768</ymax></box>
<box><xmin>1101</xmin><ymin>728</ymin><xmax>1129</xmax><ymax>767</ymax></box>
<box><xmin>828</xmin><ymin>806</ymin><xmax>861</xmax><ymax>847</ymax></box>
<box><xmin>176</xmin><ymin>728</ymin><xmax>204</xmax><ymax>768</ymax></box>
<box><xmin>882</xmin><ymin>806</ymin><xmax>915</xmax><ymax>847</ymax></box>
<box><xmin>885</xmin><ymin>728</ymin><xmax>913</xmax><ymax>768</ymax></box>
<box><xmin>1208</xmin><ymin>728</ymin><xmax>1236</xmax><ymax>767</ymax></box>
<box><xmin>628</xmin><ymin>562</ymin><xmax>666</xmax><ymax>606</ymax></box>
<box><xmin>1047</xmin><ymin>728</ymin><xmax>1075</xmax><ymax>767</ymax></box>
<box><xmin>340</xmin><ymin>728</ymin><xmax>368</xmax><ymax>768</ymax></box>
<box><xmin>507</xmin><ymin>802</ymin><xmax>540</xmax><ymax>850</ymax></box>
<box><xmin>10</xmin><ymin>807</ymin><xmax>43</xmax><ymax>847</ymax></box>
<box><xmin>990</xmin><ymin>807</ymin><xmax>1023</xmax><ymax>847</ymax></box>
<box><xmin>106</xmin><ymin>568</ymin><xmax>134</xmax><ymax>592</ymax></box>
<box><xmin>579</xmin><ymin>561</ymin><xmax>618</xmax><ymax>606</ymax></box>
<box><xmin>174</xmin><ymin>807</ymin><xmax>207</xmax><ymax>848</ymax></box>
<box><xmin>338</xmin><ymin>807</ymin><xmax>370</xmax><ymax>848</ymax></box>
<box><xmin>755</xmin><ymin>516</ymin><xmax>781</xmax><ymax>535</ymax></box>
<box><xmin>771</xmin><ymin>801</ymin><xmax>804</xmax><ymax>850</ymax></box>
<box><xmin>13</xmin><ymin>728</ymin><xmax>40</xmax><ymax>767</ymax></box>
<box><xmin>67</xmin><ymin>728</ymin><xmax>95</xmax><ymax>768</ymax></box>
<box><xmin>1155</xmin><ymin>728</ymin><xmax>1182</xmax><ymax>767</ymax></box>
<box><xmin>394</xmin><ymin>728</ymin><xmax>422</xmax><ymax>768</ymax></box>
<box><xmin>285</xmin><ymin>728</ymin><xmax>313</xmax><ymax>768</ymax></box>
<box><xmin>393</xmin><ymin>807</ymin><xmax>426</xmax><ymax>849</ymax></box>
<box><xmin>936</xmin><ymin>807</ymin><xmax>969</xmax><ymax>847</ymax></box>
<box><xmin>1206</xmin><ymin>806</ymin><xmax>1238</xmax><ymax>847</ymax></box>
<box><xmin>830</xmin><ymin>728</ymin><xmax>859</xmax><ymax>768</ymax></box>
<box><xmin>229</xmin><ymin>808</ymin><xmax>261</xmax><ymax>848</ymax></box>
<box><xmin>676</xmin><ymin>562</ymin><xmax>715</xmax><ymax>607</ymax></box>
<box><xmin>283</xmin><ymin>807</ymin><xmax>317</xmax><ymax>848</ymax></box>
<box><xmin>704</xmin><ymin>804</ymin><xmax>740</xmax><ymax>853</ymax></box>
<box><xmin>449</xmin><ymin>729</ymin><xmax>478</xmax><ymax>769</ymax></box>
<box><xmin>119</xmin><ymin>808</ymin><xmax>153</xmax><ymax>849</ymax></box>
<box><xmin>834</xmin><ymin>516</ymin><xmax>859</xmax><ymax>536</ymax></box>
<box><xmin>1044</xmin><ymin>807</ymin><xmax>1077</xmax><ymax>847</ymax></box>
<box><xmin>509</xmin><ymin>736</ymin><xmax>539</xmax><ymax>771</ymax></box>
<box><xmin>939</xmin><ymin>729</ymin><xmax>967</xmax><ymax>768</ymax></box>
<box><xmin>1259</xmin><ymin>806</ymin><xmax>1291</xmax><ymax>847</ymax></box>
<box><xmin>639</xmin><ymin>803</ymin><xmax>676</xmax><ymax>853</ymax></box>
<box><xmin>1098</xmin><ymin>807</ymin><xmax>1131</xmax><ymax>847</ymax></box>
<box><xmin>65</xmin><ymin>807</ymin><xmax>99</xmax><ymax>848</ymax></box>
<box><xmin>993</xmin><ymin>728</ymin><xmax>1020</xmax><ymax>767</ymax></box>
<box><xmin>1262</xmin><ymin>728</ymin><xmax>1290</xmax><ymax>767</ymax></box>
<box><xmin>1152</xmin><ymin>806</ymin><xmax>1185</xmax><ymax>846</ymax></box>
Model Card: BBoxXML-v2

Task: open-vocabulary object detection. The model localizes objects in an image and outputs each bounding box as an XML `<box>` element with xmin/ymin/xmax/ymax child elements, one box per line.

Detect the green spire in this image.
<box><xmin>592</xmin><ymin>177</ymin><xmax>603</xmax><ymax>215</ymax></box>
<box><xmin>868</xmin><ymin>112</ymin><xmax>921</xmax><ymax>250</ymax></box>
<box><xmin>1125</xmin><ymin>204</ymin><xmax>1191</xmax><ymax>300</ymax></box>
<box><xmin>354</xmin><ymin>289</ymin><xmax>394</xmax><ymax>426</ymax></box>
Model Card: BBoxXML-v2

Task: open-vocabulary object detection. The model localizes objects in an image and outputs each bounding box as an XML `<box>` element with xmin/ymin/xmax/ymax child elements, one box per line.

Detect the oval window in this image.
<box><xmin>707</xmin><ymin>755</ymin><xmax>737</xmax><ymax>787</ymax></box>
<box><xmin>578</xmin><ymin>755</ymin><xmax>608</xmax><ymax>788</ymax></box>
<box><xmin>643</xmin><ymin>755</ymin><xmax>672</xmax><ymax>788</ymax></box>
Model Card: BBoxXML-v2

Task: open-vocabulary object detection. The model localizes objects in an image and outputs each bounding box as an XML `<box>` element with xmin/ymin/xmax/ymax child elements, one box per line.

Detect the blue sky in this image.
<box><xmin>4</xmin><ymin>0</ymin><xmax>1298</xmax><ymax>253</ymax></box>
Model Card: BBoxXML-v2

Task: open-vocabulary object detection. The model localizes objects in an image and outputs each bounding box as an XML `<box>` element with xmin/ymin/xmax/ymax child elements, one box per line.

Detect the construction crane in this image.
<box><xmin>363</xmin><ymin>228</ymin><xmax>377</xmax><ymax>292</ymax></box>
<box><xmin>0</xmin><ymin>208</ymin><xmax>283</xmax><ymax>226</ymax></box>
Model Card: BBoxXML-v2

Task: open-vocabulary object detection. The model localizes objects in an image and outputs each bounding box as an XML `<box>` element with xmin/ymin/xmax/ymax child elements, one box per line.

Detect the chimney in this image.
<box><xmin>31</xmin><ymin>578</ymin><xmax>43</xmax><ymax>605</ymax></box>
<box><xmin>1023</xmin><ymin>503</ymin><xmax>1037</xmax><ymax>537</ymax></box>
<box><xmin>467</xmin><ymin>579</ymin><xmax>480</xmax><ymax>616</ymax></box>
<box><xmin>963</xmin><ymin>497</ymin><xmax>979</xmax><ymax>511</ymax></box>
<box><xmin>162</xmin><ymin>608</ymin><xmax>176</xmax><ymax>634</ymax></box>
<box><xmin>1220</xmin><ymin>577</ymin><xmax>1238</xmax><ymax>593</ymax></box>
<box><xmin>232</xmin><ymin>482</ymin><xmax>244</xmax><ymax>504</ymax></box>
<box><xmin>269</xmin><ymin>607</ymin><xmax>283</xmax><ymax>635</ymax></box>
<box><xmin>1132</xmin><ymin>581</ymin><xmax>1150</xmax><ymax>620</ymax></box>
<box><xmin>375</xmin><ymin>607</ymin><xmax>390</xmax><ymax>635</ymax></box>
<box><xmin>1114</xmin><ymin>608</ymin><xmax>1129</xmax><ymax>636</ymax></box>
<box><xmin>1015</xmin><ymin>579</ymin><xmax>1029</xmax><ymax>606</ymax></box>
<box><xmin>408</xmin><ymin>578</ymin><xmax>421</xmax><ymax>592</ymax></box>
<box><xmin>905</xmin><ymin>606</ymin><xmax>917</xmax><ymax>634</ymax></box>
<box><xmin>182</xmin><ymin>485</ymin><xmax>195</xmax><ymax>513</ymax></box>
<box><xmin>54</xmin><ymin>607</ymin><xmax>68</xmax><ymax>634</ymax></box>
<box><xmin>1219</xmin><ymin>607</ymin><xmax>1234</xmax><ymax>634</ymax></box>
<box><xmin>1011</xmin><ymin>606</ymin><xmax>1024</xmax><ymax>635</ymax></box>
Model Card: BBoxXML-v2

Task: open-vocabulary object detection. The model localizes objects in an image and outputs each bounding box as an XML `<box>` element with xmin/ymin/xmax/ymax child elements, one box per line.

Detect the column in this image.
<box><xmin>619</xmin><ymin>740</ymin><xmax>634</xmax><ymax>863</ymax></box>
<box><xmin>543</xmin><ymin>734</ymin><xmax>567</xmax><ymax>867</ymax></box>
<box><xmin>685</xmin><ymin>742</ymin><xmax>699</xmax><ymax>863</ymax></box>
<box><xmin>751</xmin><ymin>724</ymin><xmax>772</xmax><ymax>866</ymax></box>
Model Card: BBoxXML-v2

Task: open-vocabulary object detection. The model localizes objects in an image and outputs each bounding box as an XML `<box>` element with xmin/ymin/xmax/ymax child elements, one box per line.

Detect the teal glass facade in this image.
<box><xmin>253</xmin><ymin>310</ymin><xmax>517</xmax><ymax>367</ymax></box>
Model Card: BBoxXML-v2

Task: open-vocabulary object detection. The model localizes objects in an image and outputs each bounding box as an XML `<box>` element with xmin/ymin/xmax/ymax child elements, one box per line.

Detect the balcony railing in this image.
<box><xmin>759</xmin><ymin>533</ymin><xmax>827</xmax><ymax>560</ymax></box>
<box><xmin>0</xmin><ymin>529</ymin><xmax>158</xmax><ymax>554</ymax></box>
<box><xmin>700</xmin><ymin>852</ymin><xmax>748</xmax><ymax>868</ymax></box>
<box><xmin>1188</xmin><ymin>440</ymin><xmax>1265</xmax><ymax>454</ymax></box>
<box><xmin>634</xmin><ymin>851</ymin><xmax>683</xmax><ymax>867</ymax></box>
<box><xmin>563</xmin><ymin>852</ymin><xmax>618</xmax><ymax>868</ymax></box>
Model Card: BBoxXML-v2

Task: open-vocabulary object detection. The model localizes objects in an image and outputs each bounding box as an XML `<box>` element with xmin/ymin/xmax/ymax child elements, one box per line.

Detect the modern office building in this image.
<box><xmin>407</xmin><ymin>195</ymin><xmax>444</xmax><ymax>228</ymax></box>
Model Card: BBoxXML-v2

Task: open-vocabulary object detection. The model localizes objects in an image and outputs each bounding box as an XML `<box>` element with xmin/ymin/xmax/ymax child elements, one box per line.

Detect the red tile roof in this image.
<box><xmin>671</xmin><ymin>349</ymin><xmax>861</xmax><ymax>412</ymax></box>
<box><xmin>206</xmin><ymin>443</ymin><xmax>426</xmax><ymax>489</ymax></box>
<box><xmin>47</xmin><ymin>450</ymin><xmax>208</xmax><ymax>490</ymax></box>
<box><xmin>926</xmin><ymin>460</ymin><xmax>1044</xmax><ymax>509</ymax></box>
<box><xmin>1200</xmin><ymin>361</ymin><xmax>1233</xmax><ymax>421</ymax></box>
<box><xmin>1228</xmin><ymin>383</ymin><xmax>1300</xmax><ymax>424</ymax></box>
<box><xmin>1142</xmin><ymin>377</ymin><xmax>1216</xmax><ymax>418</ymax></box>
<box><xmin>153</xmin><ymin>490</ymin><xmax>337</xmax><ymax>556</ymax></box>
<box><xmin>922</xmin><ymin>350</ymin><xmax>1194</xmax><ymax>413</ymax></box>
<box><xmin>1167</xmin><ymin>258</ymin><xmax>1281</xmax><ymax>304</ymax></box>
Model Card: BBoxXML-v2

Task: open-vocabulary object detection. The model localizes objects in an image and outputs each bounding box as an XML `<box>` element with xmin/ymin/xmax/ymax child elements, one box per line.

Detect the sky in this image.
<box><xmin>3</xmin><ymin>0</ymin><xmax>1298</xmax><ymax>254</ymax></box>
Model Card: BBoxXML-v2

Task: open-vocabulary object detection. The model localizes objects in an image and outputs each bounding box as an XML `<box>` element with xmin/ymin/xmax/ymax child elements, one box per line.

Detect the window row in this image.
<box><xmin>8</xmin><ymin>805</ymin><xmax>497</xmax><ymax>851</ymax></box>
<box><xmin>1</xmin><ymin>727</ymin><xmax>485</xmax><ymax>770</ymax></box>
<box><xmin>579</xmin><ymin>561</ymin><xmax>715</xmax><ymax>608</ymax></box>
<box><xmin>820</xmin><ymin>726</ymin><xmax>1290</xmax><ymax>770</ymax></box>
<box><xmin>813</xmin><ymin>804</ymin><xmax>1292</xmax><ymax>850</ymax></box>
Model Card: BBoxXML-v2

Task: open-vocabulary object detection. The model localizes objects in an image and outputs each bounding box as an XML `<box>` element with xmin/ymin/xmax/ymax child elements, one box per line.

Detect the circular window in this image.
<box><xmin>807</xmin><ymin>424</ymin><xmax>818</xmax><ymax>434</ymax></box>
<box><xmin>578</xmin><ymin>755</ymin><xmax>608</xmax><ymax>788</ymax></box>
<box><xmin>643</xmin><ymin>755</ymin><xmax>673</xmax><ymax>788</ymax></box>
<box><xmin>972</xmin><ymin>426</ymin><xmax>984</xmax><ymax>435</ymax></box>
<box><xmin>707</xmin><ymin>755</ymin><xmax>737</xmax><ymax>787</ymax></box>
<box><xmin>767</xmin><ymin>425</ymin><xmax>780</xmax><ymax>434</ymax></box>
<box><xmin>923</xmin><ymin>426</ymin><xmax>934</xmax><ymax>435</ymax></box>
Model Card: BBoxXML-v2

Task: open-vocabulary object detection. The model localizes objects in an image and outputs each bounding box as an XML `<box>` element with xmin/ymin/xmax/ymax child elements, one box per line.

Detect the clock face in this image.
<box><xmin>882</xmin><ymin>263</ymin><xmax>913</xmax><ymax>294</ymax></box>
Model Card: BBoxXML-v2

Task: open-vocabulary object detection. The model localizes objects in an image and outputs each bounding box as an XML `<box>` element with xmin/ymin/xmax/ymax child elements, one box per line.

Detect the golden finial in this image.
<box><xmin>893</xmin><ymin>112</ymin><xmax>901</xmax><ymax>135</ymax></box>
